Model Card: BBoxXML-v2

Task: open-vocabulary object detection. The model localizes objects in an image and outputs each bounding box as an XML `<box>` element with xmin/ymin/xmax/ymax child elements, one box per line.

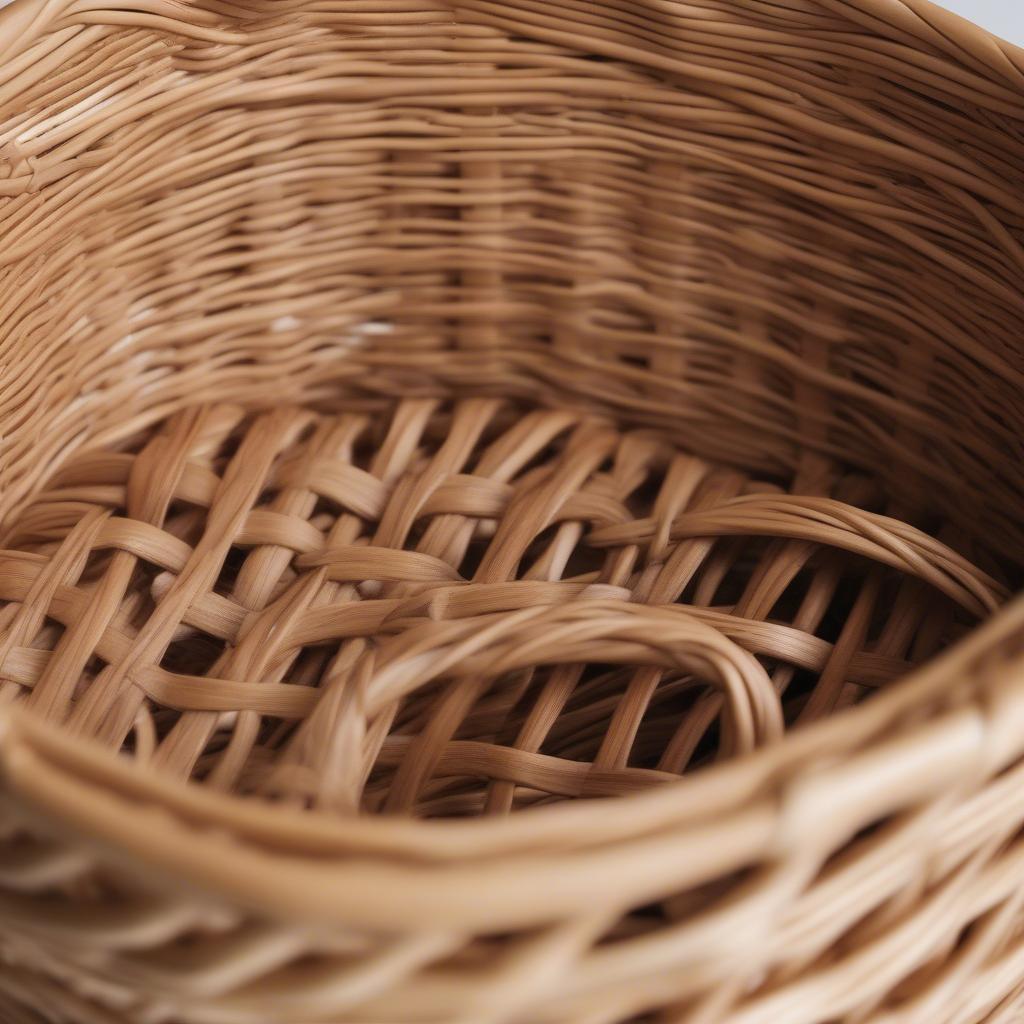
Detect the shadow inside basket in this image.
<box><xmin>0</xmin><ymin>396</ymin><xmax>1008</xmax><ymax>819</ymax></box>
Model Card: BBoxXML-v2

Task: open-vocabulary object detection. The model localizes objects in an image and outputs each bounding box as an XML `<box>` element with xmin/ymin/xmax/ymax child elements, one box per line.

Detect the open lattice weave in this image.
<box><xmin>0</xmin><ymin>399</ymin><xmax>1004</xmax><ymax>819</ymax></box>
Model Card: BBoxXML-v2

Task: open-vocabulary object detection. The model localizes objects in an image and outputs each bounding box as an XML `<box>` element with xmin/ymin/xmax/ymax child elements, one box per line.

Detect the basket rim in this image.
<box><xmin>2</xmin><ymin>593</ymin><xmax>1022</xmax><ymax>929</ymax></box>
<box><xmin>852</xmin><ymin>0</ymin><xmax>1024</xmax><ymax>74</ymax></box>
<box><xmin>0</xmin><ymin>0</ymin><xmax>1023</xmax><ymax>79</ymax></box>
<box><xmin>0</xmin><ymin>0</ymin><xmax>1022</xmax><ymax>926</ymax></box>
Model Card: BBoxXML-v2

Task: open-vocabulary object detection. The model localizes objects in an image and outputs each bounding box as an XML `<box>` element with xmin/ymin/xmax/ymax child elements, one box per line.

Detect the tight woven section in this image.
<box><xmin>0</xmin><ymin>400</ymin><xmax>1003</xmax><ymax>817</ymax></box>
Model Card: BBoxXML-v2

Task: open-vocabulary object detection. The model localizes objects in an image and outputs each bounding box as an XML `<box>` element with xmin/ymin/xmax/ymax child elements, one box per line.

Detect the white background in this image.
<box><xmin>936</xmin><ymin>1</ymin><xmax>1024</xmax><ymax>44</ymax></box>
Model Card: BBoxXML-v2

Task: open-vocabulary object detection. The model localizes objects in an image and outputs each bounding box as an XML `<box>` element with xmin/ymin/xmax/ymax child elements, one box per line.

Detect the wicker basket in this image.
<box><xmin>0</xmin><ymin>1</ymin><xmax>1023</xmax><ymax>1022</ymax></box>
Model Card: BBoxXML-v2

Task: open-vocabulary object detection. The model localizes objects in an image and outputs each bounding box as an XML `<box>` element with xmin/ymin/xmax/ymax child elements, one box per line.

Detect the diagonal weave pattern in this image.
<box><xmin>0</xmin><ymin>399</ymin><xmax>1003</xmax><ymax>819</ymax></box>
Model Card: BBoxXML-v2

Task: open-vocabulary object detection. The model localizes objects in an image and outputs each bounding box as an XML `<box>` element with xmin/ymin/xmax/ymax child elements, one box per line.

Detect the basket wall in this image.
<box><xmin>0</xmin><ymin>0</ymin><xmax>1021</xmax><ymax>561</ymax></box>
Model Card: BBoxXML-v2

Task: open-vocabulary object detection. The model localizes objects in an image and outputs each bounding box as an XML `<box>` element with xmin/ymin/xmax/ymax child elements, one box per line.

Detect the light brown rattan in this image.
<box><xmin>0</xmin><ymin>1</ymin><xmax>1022</xmax><ymax>1023</ymax></box>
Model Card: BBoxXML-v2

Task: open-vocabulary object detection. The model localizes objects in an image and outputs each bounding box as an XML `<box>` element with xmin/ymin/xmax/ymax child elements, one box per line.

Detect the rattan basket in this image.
<box><xmin>0</xmin><ymin>1</ymin><xmax>1023</xmax><ymax>1022</ymax></box>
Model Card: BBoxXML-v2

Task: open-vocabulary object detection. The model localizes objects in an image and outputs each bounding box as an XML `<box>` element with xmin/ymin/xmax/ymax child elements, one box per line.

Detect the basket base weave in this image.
<box><xmin>0</xmin><ymin>397</ymin><xmax>1003</xmax><ymax>817</ymax></box>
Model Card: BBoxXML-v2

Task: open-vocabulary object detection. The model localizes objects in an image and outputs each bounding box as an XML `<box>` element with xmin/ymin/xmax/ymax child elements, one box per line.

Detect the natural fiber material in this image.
<box><xmin>0</xmin><ymin>1</ymin><xmax>1023</xmax><ymax>1022</ymax></box>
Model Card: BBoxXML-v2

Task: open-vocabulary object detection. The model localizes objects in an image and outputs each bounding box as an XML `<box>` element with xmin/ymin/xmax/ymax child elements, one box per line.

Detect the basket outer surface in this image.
<box><xmin>0</xmin><ymin>1</ymin><xmax>1022</xmax><ymax>1022</ymax></box>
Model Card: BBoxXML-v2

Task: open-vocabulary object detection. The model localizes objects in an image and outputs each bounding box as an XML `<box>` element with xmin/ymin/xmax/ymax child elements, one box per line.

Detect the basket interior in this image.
<box><xmin>0</xmin><ymin>1</ymin><xmax>1021</xmax><ymax>815</ymax></box>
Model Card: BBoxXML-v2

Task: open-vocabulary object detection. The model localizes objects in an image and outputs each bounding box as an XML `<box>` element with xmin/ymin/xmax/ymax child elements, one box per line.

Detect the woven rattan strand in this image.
<box><xmin>0</xmin><ymin>1</ymin><xmax>1023</xmax><ymax>1023</ymax></box>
